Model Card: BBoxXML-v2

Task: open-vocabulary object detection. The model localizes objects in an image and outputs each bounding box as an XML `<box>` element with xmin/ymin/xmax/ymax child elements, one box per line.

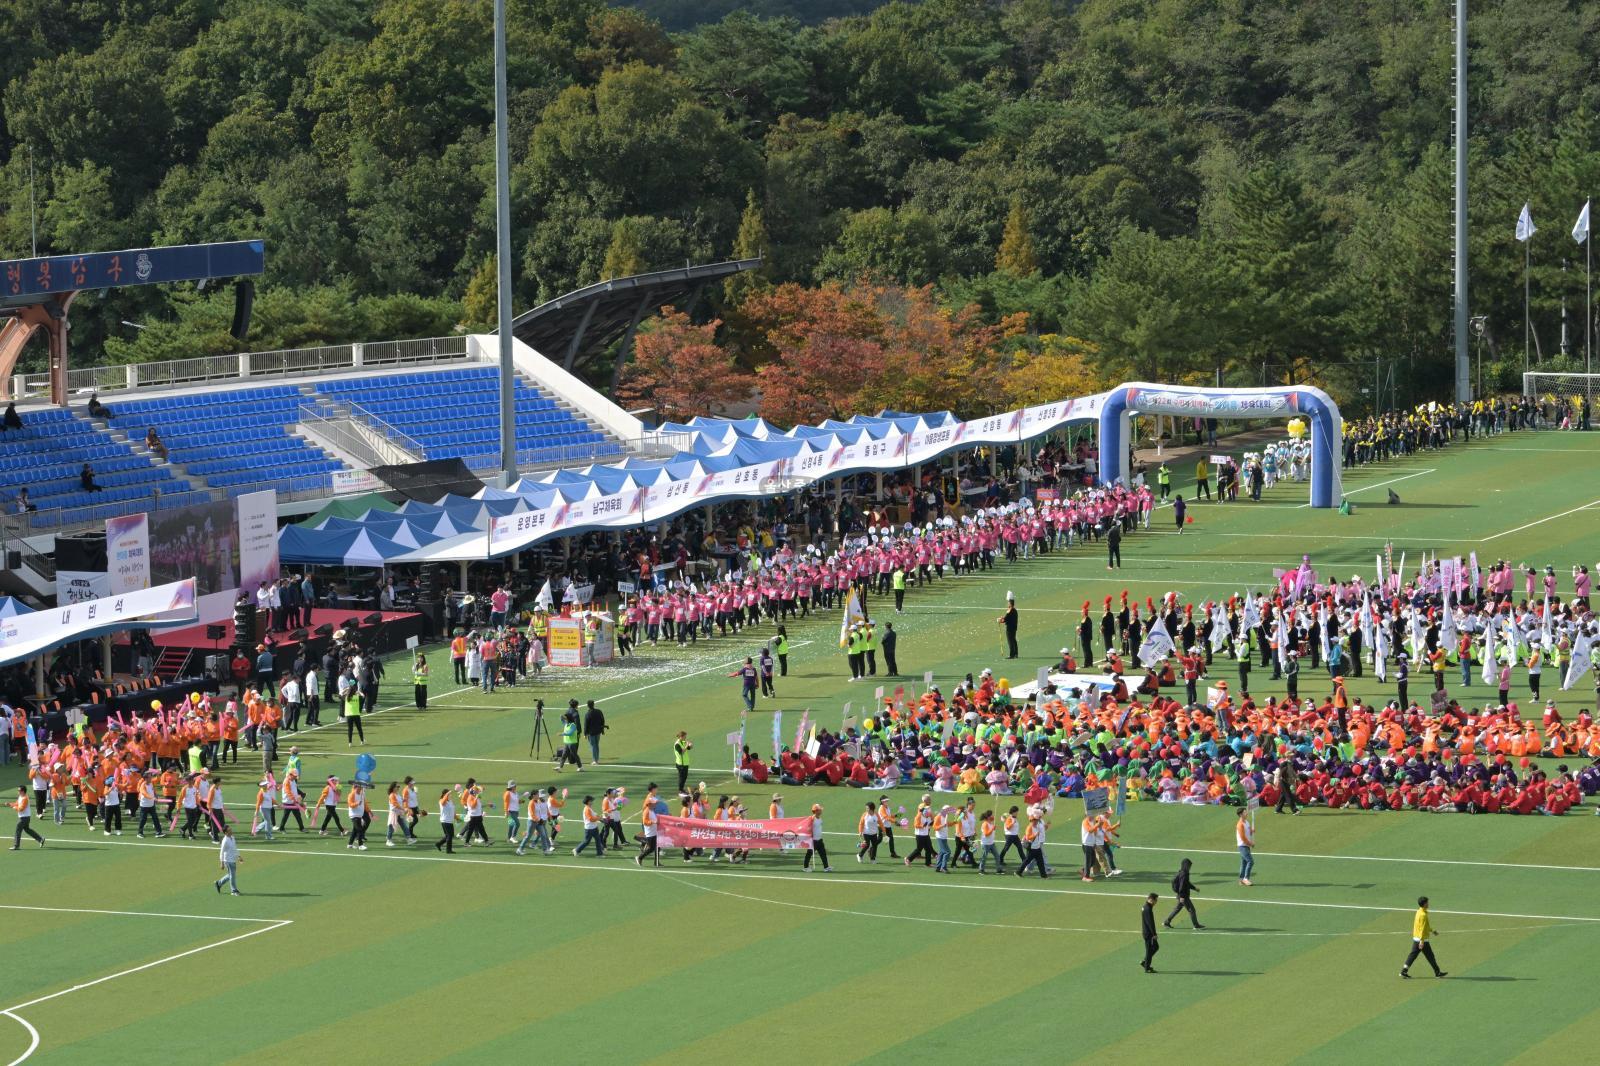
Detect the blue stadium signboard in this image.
<box><xmin>0</xmin><ymin>240</ymin><xmax>264</xmax><ymax>302</ymax></box>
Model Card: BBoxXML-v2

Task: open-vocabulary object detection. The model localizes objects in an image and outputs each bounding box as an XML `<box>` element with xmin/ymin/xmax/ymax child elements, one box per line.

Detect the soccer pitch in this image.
<box><xmin>3</xmin><ymin>430</ymin><xmax>1599</xmax><ymax>1065</ymax></box>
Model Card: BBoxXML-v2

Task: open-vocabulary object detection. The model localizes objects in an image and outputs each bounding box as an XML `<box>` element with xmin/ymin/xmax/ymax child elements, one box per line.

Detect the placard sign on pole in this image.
<box><xmin>547</xmin><ymin>618</ymin><xmax>586</xmax><ymax>666</ymax></box>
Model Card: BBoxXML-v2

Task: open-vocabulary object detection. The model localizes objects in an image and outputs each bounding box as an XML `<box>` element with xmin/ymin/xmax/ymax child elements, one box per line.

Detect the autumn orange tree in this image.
<box><xmin>615</xmin><ymin>307</ymin><xmax>753</xmax><ymax>422</ymax></box>
<box><xmin>740</xmin><ymin>281</ymin><xmax>1028</xmax><ymax>424</ymax></box>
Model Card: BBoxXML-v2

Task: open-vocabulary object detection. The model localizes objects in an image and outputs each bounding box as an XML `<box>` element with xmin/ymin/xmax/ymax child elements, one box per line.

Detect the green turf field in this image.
<box><xmin>3</xmin><ymin>429</ymin><xmax>1599</xmax><ymax>1066</ymax></box>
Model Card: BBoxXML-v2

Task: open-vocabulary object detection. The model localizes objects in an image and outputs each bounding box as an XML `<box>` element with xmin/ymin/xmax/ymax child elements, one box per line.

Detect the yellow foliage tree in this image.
<box><xmin>1000</xmin><ymin>334</ymin><xmax>1106</xmax><ymax>409</ymax></box>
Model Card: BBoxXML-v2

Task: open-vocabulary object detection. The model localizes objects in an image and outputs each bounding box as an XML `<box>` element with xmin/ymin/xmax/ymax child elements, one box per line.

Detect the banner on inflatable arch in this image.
<box><xmin>655</xmin><ymin>814</ymin><xmax>816</xmax><ymax>850</ymax></box>
<box><xmin>1097</xmin><ymin>384</ymin><xmax>1343</xmax><ymax>508</ymax></box>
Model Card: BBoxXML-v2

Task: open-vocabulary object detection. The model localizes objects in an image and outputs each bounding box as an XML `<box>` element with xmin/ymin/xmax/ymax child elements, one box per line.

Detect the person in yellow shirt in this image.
<box><xmin>1400</xmin><ymin>896</ymin><xmax>1447</xmax><ymax>979</ymax></box>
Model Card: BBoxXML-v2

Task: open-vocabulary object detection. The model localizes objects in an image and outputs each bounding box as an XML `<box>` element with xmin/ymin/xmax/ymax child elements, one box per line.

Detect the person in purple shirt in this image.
<box><xmin>729</xmin><ymin>658</ymin><xmax>758</xmax><ymax>712</ymax></box>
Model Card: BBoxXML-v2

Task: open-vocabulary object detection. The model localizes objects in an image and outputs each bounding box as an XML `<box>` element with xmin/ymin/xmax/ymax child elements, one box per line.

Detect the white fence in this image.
<box><xmin>9</xmin><ymin>335</ymin><xmax>476</xmax><ymax>399</ymax></box>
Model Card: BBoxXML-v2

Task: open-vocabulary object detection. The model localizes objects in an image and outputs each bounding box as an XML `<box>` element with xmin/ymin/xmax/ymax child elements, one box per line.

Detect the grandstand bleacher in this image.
<box><xmin>314</xmin><ymin>365</ymin><xmax>620</xmax><ymax>467</ymax></box>
<box><xmin>0</xmin><ymin>406</ymin><xmax>203</xmax><ymax>527</ymax></box>
<box><xmin>108</xmin><ymin>385</ymin><xmax>342</xmax><ymax>497</ymax></box>
<box><xmin>1</xmin><ymin>362</ymin><xmax>624</xmax><ymax>532</ymax></box>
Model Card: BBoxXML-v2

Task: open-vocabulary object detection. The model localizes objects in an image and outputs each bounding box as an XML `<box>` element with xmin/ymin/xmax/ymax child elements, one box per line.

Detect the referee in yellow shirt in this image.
<box><xmin>1400</xmin><ymin>896</ymin><xmax>1448</xmax><ymax>979</ymax></box>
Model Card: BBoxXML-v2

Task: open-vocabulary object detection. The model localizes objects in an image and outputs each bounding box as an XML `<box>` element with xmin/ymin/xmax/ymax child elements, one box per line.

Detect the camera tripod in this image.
<box><xmin>528</xmin><ymin>700</ymin><xmax>551</xmax><ymax>758</ymax></box>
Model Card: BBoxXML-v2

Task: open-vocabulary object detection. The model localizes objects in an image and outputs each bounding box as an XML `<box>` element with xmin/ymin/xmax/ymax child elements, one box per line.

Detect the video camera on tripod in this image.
<box><xmin>528</xmin><ymin>698</ymin><xmax>550</xmax><ymax>758</ymax></box>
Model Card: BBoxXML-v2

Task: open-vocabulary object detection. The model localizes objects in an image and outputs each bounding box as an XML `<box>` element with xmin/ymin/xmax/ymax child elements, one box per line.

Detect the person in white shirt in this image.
<box><xmin>802</xmin><ymin>803</ymin><xmax>831</xmax><ymax>872</ymax></box>
<box><xmin>1080</xmin><ymin>814</ymin><xmax>1104</xmax><ymax>882</ymax></box>
<box><xmin>214</xmin><ymin>826</ymin><xmax>241</xmax><ymax>895</ymax></box>
<box><xmin>304</xmin><ymin>666</ymin><xmax>321</xmax><ymax>726</ymax></box>
<box><xmin>434</xmin><ymin>789</ymin><xmax>456</xmax><ymax>854</ymax></box>
<box><xmin>281</xmin><ymin>677</ymin><xmax>303</xmax><ymax>732</ymax></box>
<box><xmin>516</xmin><ymin>790</ymin><xmax>554</xmax><ymax>855</ymax></box>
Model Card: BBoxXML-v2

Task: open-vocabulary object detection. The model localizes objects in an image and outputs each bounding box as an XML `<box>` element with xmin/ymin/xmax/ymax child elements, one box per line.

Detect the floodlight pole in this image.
<box><xmin>1452</xmin><ymin>0</ymin><xmax>1470</xmax><ymax>402</ymax></box>
<box><xmin>494</xmin><ymin>0</ymin><xmax>517</xmax><ymax>484</ymax></box>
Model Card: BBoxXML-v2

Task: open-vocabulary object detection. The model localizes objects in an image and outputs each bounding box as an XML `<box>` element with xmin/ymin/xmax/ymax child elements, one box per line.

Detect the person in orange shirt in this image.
<box><xmin>316</xmin><ymin>776</ymin><xmax>345</xmax><ymax>835</ymax></box>
<box><xmin>573</xmin><ymin>795</ymin><xmax>605</xmax><ymax>856</ymax></box>
<box><xmin>219</xmin><ymin>708</ymin><xmax>240</xmax><ymax>765</ymax></box>
<box><xmin>11</xmin><ymin>786</ymin><xmax>45</xmax><ymax>849</ymax></box>
<box><xmin>346</xmin><ymin>783</ymin><xmax>369</xmax><ymax>850</ymax></box>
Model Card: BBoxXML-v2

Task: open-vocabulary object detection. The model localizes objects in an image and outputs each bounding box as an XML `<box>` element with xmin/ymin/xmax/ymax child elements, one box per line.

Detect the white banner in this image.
<box><xmin>105</xmin><ymin>512</ymin><xmax>150</xmax><ymax>595</ymax></box>
<box><xmin>331</xmin><ymin>469</ymin><xmax>385</xmax><ymax>495</ymax></box>
<box><xmin>56</xmin><ymin>570</ymin><xmax>108</xmax><ymax>605</ymax></box>
<box><xmin>458</xmin><ymin>398</ymin><xmax>1112</xmax><ymax>562</ymax></box>
<box><xmin>0</xmin><ymin>578</ymin><xmax>198</xmax><ymax>668</ymax></box>
<box><xmin>235</xmin><ymin>489</ymin><xmax>280</xmax><ymax>594</ymax></box>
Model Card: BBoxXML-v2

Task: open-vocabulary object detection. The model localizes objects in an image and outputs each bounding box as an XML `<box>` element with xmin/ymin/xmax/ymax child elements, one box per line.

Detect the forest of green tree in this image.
<box><xmin>3</xmin><ymin>0</ymin><xmax>1599</xmax><ymax>418</ymax></box>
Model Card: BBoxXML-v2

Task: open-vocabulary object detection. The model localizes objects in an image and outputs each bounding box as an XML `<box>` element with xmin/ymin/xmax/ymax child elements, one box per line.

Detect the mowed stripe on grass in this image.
<box><xmin>5</xmin><ymin>431</ymin><xmax>1600</xmax><ymax>1064</ymax></box>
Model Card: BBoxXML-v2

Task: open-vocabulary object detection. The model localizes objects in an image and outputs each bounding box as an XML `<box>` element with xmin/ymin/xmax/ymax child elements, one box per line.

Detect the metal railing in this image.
<box><xmin>9</xmin><ymin>335</ymin><xmax>477</xmax><ymax>399</ymax></box>
<box><xmin>297</xmin><ymin>402</ymin><xmax>421</xmax><ymax>470</ymax></box>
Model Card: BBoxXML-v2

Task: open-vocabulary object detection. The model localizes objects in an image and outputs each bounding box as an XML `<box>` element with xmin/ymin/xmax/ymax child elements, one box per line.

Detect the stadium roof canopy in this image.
<box><xmin>508</xmin><ymin>259</ymin><xmax>762</xmax><ymax>383</ymax></box>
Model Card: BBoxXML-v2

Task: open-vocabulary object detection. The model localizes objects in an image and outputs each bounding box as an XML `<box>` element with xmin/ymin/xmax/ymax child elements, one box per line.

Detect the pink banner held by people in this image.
<box><xmin>655</xmin><ymin>814</ymin><xmax>814</xmax><ymax>850</ymax></box>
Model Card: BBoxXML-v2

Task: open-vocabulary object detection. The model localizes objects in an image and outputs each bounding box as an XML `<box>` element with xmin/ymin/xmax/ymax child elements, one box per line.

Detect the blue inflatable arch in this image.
<box><xmin>1098</xmin><ymin>383</ymin><xmax>1343</xmax><ymax>508</ymax></box>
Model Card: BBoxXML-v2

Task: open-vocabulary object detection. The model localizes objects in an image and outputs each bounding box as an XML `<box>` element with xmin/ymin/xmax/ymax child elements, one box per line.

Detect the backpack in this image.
<box><xmin>1171</xmin><ymin>873</ymin><xmax>1183</xmax><ymax>893</ymax></box>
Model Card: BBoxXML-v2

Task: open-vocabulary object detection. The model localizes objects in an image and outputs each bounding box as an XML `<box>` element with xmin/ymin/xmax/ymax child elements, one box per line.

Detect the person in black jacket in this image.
<box><xmin>1141</xmin><ymin>893</ymin><xmax>1161</xmax><ymax>972</ymax></box>
<box><xmin>1106</xmin><ymin>521</ymin><xmax>1122</xmax><ymax>569</ymax></box>
<box><xmin>1164</xmin><ymin>857</ymin><xmax>1205</xmax><ymax>929</ymax></box>
<box><xmin>880</xmin><ymin>622</ymin><xmax>898</xmax><ymax>676</ymax></box>
<box><xmin>583</xmin><ymin>700</ymin><xmax>607</xmax><ymax>764</ymax></box>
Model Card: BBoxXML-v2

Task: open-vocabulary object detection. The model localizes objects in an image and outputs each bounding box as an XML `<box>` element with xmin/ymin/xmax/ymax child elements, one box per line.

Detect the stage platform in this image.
<box><xmin>151</xmin><ymin>607</ymin><xmax>426</xmax><ymax>678</ymax></box>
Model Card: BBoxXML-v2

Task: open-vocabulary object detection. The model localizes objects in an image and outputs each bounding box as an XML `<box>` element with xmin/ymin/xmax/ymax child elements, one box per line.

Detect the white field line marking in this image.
<box><xmin>662</xmin><ymin>874</ymin><xmax>1572</xmax><ymax>938</ymax></box>
<box><xmin>56</xmin><ymin>836</ymin><xmax>1600</xmax><ymax>926</ymax></box>
<box><xmin>0</xmin><ymin>910</ymin><xmax>291</xmax><ymax>1066</ymax></box>
<box><xmin>0</xmin><ymin>1013</ymin><xmax>36</xmax><ymax>1066</ymax></box>
<box><xmin>0</xmin><ymin>903</ymin><xmax>282</xmax><ymax>924</ymax></box>
<box><xmin>1482</xmin><ymin>498</ymin><xmax>1600</xmax><ymax>542</ymax></box>
<box><xmin>591</xmin><ymin>641</ymin><xmax>814</xmax><ymax>705</ymax></box>
<box><xmin>285</xmin><ymin>639</ymin><xmax>813</xmax><ymax>744</ymax></box>
<box><xmin>1301</xmin><ymin>469</ymin><xmax>1435</xmax><ymax>508</ymax></box>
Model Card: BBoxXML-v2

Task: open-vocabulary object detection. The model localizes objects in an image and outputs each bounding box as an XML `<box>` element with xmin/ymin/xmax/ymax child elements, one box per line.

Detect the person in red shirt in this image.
<box><xmin>1418</xmin><ymin>779</ymin><xmax>1447</xmax><ymax>811</ymax></box>
<box><xmin>847</xmin><ymin>760</ymin><xmax>870</xmax><ymax>787</ymax></box>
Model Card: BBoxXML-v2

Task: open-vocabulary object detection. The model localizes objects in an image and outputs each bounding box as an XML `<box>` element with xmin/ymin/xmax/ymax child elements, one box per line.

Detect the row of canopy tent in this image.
<box><xmin>277</xmin><ymin>390</ymin><xmax>1112</xmax><ymax>566</ymax></box>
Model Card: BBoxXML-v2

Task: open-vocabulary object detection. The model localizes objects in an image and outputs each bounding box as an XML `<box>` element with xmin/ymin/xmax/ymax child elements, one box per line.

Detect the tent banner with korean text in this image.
<box><xmin>0</xmin><ymin>578</ymin><xmax>198</xmax><ymax>668</ymax></box>
<box><xmin>105</xmin><ymin>512</ymin><xmax>151</xmax><ymax>595</ymax></box>
<box><xmin>655</xmin><ymin>814</ymin><xmax>815</xmax><ymax>850</ymax></box>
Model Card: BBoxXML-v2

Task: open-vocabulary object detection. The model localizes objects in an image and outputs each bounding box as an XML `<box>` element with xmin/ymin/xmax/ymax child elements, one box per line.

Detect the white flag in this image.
<box><xmin>1481</xmin><ymin>615</ymin><xmax>1498</xmax><ymax>685</ymax></box>
<box><xmin>1273</xmin><ymin>610</ymin><xmax>1290</xmax><ymax>670</ymax></box>
<box><xmin>1574</xmin><ymin>201</ymin><xmax>1591</xmax><ymax>244</ymax></box>
<box><xmin>1209</xmin><ymin>603</ymin><xmax>1230</xmax><ymax>651</ymax></box>
<box><xmin>839</xmin><ymin>587</ymin><xmax>865</xmax><ymax>648</ymax></box>
<box><xmin>1563</xmin><ymin>632</ymin><xmax>1593</xmax><ymax>691</ymax></box>
<box><xmin>1517</xmin><ymin>203</ymin><xmax>1537</xmax><ymax>242</ymax></box>
<box><xmin>1138</xmin><ymin>618</ymin><xmax>1176</xmax><ymax>668</ymax></box>
<box><xmin>1374</xmin><ymin>621</ymin><xmax>1390</xmax><ymax>682</ymax></box>
<box><xmin>1316</xmin><ymin>602</ymin><xmax>1330</xmax><ymax>663</ymax></box>
<box><xmin>534</xmin><ymin>578</ymin><xmax>553</xmax><ymax>611</ymax></box>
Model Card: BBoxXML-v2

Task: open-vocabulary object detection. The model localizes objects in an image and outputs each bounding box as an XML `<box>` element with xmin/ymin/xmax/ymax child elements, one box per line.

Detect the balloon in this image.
<box><xmin>150</xmin><ymin>700</ymin><xmax>162</xmax><ymax>711</ymax></box>
<box><xmin>1185</xmin><ymin>516</ymin><xmax>1194</xmax><ymax>524</ymax></box>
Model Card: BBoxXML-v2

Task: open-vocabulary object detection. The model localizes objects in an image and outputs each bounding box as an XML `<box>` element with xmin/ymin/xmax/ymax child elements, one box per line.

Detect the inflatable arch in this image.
<box><xmin>1098</xmin><ymin>383</ymin><xmax>1343</xmax><ymax>508</ymax></box>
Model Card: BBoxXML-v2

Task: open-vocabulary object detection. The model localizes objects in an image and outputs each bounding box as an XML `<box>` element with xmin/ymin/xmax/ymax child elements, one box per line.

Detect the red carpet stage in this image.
<box><xmin>152</xmin><ymin>608</ymin><xmax>425</xmax><ymax>677</ymax></box>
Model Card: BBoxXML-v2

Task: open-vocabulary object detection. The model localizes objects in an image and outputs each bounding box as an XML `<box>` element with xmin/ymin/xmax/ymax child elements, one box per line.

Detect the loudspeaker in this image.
<box><xmin>313</xmin><ymin>623</ymin><xmax>334</xmax><ymax>637</ymax></box>
<box><xmin>288</xmin><ymin>628</ymin><xmax>309</xmax><ymax>643</ymax></box>
<box><xmin>341</xmin><ymin>617</ymin><xmax>360</xmax><ymax>631</ymax></box>
<box><xmin>233</xmin><ymin>601</ymin><xmax>256</xmax><ymax>645</ymax></box>
<box><xmin>205</xmin><ymin>624</ymin><xmax>226</xmax><ymax>641</ymax></box>
<box><xmin>362</xmin><ymin>612</ymin><xmax>383</xmax><ymax>625</ymax></box>
<box><xmin>230</xmin><ymin>279</ymin><xmax>255</xmax><ymax>341</ymax></box>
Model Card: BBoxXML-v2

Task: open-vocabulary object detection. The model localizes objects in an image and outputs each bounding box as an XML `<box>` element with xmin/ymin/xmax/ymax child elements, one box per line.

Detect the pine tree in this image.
<box><xmin>995</xmin><ymin>197</ymin><xmax>1039</xmax><ymax>277</ymax></box>
<box><xmin>601</xmin><ymin>218</ymin><xmax>645</xmax><ymax>280</ymax></box>
<box><xmin>461</xmin><ymin>255</ymin><xmax>498</xmax><ymax>329</ymax></box>
<box><xmin>726</xmin><ymin>188</ymin><xmax>771</xmax><ymax>305</ymax></box>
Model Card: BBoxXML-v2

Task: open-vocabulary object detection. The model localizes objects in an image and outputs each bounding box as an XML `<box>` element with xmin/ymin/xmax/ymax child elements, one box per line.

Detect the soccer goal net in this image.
<box><xmin>1522</xmin><ymin>372</ymin><xmax>1598</xmax><ymax>425</ymax></box>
